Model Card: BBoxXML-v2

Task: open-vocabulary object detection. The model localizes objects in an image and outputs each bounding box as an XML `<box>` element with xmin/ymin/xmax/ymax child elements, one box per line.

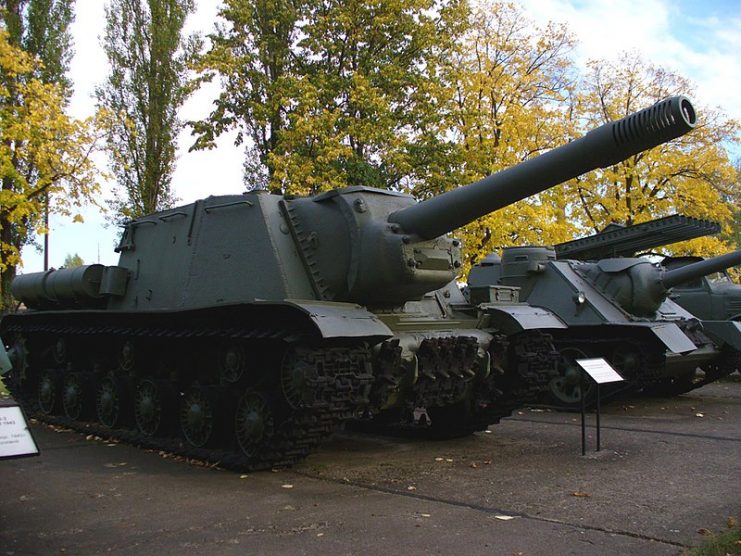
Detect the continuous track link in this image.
<box><xmin>2</xmin><ymin>308</ymin><xmax>374</xmax><ymax>471</ymax></box>
<box><xmin>357</xmin><ymin>330</ymin><xmax>559</xmax><ymax>439</ymax></box>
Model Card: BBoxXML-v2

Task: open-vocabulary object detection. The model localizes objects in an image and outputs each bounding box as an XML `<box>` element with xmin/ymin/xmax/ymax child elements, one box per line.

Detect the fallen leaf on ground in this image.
<box><xmin>727</xmin><ymin>516</ymin><xmax>737</xmax><ymax>528</ymax></box>
<box><xmin>572</xmin><ymin>491</ymin><xmax>591</xmax><ymax>498</ymax></box>
<box><xmin>470</xmin><ymin>463</ymin><xmax>478</xmax><ymax>469</ymax></box>
<box><xmin>407</xmin><ymin>486</ymin><xmax>417</xmax><ymax>491</ymax></box>
<box><xmin>697</xmin><ymin>528</ymin><xmax>712</xmax><ymax>536</ymax></box>
<box><xmin>281</xmin><ymin>484</ymin><xmax>293</xmax><ymax>489</ymax></box>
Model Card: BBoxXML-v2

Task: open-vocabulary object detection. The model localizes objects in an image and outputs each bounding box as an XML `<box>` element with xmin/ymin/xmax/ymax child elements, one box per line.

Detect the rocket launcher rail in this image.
<box><xmin>554</xmin><ymin>214</ymin><xmax>721</xmax><ymax>261</ymax></box>
<box><xmin>389</xmin><ymin>96</ymin><xmax>697</xmax><ymax>240</ymax></box>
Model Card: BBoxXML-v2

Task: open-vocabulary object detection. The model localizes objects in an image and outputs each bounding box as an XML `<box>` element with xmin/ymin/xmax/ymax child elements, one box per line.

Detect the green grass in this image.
<box><xmin>683</xmin><ymin>526</ymin><xmax>741</xmax><ymax>556</ymax></box>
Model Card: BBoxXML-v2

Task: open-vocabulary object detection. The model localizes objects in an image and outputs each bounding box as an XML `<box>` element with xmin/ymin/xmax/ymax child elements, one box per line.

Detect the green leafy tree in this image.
<box><xmin>62</xmin><ymin>252</ymin><xmax>84</xmax><ymax>267</ymax></box>
<box><xmin>97</xmin><ymin>0</ymin><xmax>200</xmax><ymax>221</ymax></box>
<box><xmin>193</xmin><ymin>0</ymin><xmax>468</xmax><ymax>195</ymax></box>
<box><xmin>0</xmin><ymin>31</ymin><xmax>101</xmax><ymax>309</ymax></box>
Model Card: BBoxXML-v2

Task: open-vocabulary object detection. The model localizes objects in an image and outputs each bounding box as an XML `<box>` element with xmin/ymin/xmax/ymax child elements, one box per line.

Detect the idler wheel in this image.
<box><xmin>235</xmin><ymin>390</ymin><xmax>274</xmax><ymax>458</ymax></box>
<box><xmin>38</xmin><ymin>370</ymin><xmax>60</xmax><ymax>415</ymax></box>
<box><xmin>96</xmin><ymin>376</ymin><xmax>122</xmax><ymax>428</ymax></box>
<box><xmin>218</xmin><ymin>344</ymin><xmax>245</xmax><ymax>383</ymax></box>
<box><xmin>179</xmin><ymin>386</ymin><xmax>214</xmax><ymax>448</ymax></box>
<box><xmin>549</xmin><ymin>346</ymin><xmax>595</xmax><ymax>407</ymax></box>
<box><xmin>62</xmin><ymin>373</ymin><xmax>85</xmax><ymax>420</ymax></box>
<box><xmin>134</xmin><ymin>378</ymin><xmax>163</xmax><ymax>436</ymax></box>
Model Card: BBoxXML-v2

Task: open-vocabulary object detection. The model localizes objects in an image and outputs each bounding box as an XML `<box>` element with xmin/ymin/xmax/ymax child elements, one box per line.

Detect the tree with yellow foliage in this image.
<box><xmin>0</xmin><ymin>31</ymin><xmax>100</xmax><ymax>309</ymax></box>
<box><xmin>565</xmin><ymin>53</ymin><xmax>739</xmax><ymax>257</ymax></box>
<box><xmin>442</xmin><ymin>1</ymin><xmax>578</xmax><ymax>271</ymax></box>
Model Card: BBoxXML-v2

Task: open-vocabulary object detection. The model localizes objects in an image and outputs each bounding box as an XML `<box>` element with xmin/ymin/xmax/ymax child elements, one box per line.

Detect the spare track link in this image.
<box><xmin>3</xmin><ymin>315</ymin><xmax>373</xmax><ymax>471</ymax></box>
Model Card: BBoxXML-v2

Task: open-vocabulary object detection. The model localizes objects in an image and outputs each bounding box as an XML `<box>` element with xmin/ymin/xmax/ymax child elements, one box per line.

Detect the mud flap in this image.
<box><xmin>269</xmin><ymin>300</ymin><xmax>394</xmax><ymax>342</ymax></box>
<box><xmin>480</xmin><ymin>304</ymin><xmax>567</xmax><ymax>335</ymax></box>
<box><xmin>648</xmin><ymin>323</ymin><xmax>697</xmax><ymax>354</ymax></box>
<box><xmin>700</xmin><ymin>320</ymin><xmax>741</xmax><ymax>350</ymax></box>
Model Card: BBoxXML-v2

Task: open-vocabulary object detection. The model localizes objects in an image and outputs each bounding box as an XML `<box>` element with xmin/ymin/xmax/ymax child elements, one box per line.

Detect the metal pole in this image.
<box><xmin>580</xmin><ymin>372</ymin><xmax>586</xmax><ymax>456</ymax></box>
<box><xmin>596</xmin><ymin>384</ymin><xmax>601</xmax><ymax>452</ymax></box>
<box><xmin>43</xmin><ymin>193</ymin><xmax>49</xmax><ymax>271</ymax></box>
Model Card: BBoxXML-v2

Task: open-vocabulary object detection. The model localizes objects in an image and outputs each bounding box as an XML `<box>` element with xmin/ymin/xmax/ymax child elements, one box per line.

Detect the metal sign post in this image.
<box><xmin>576</xmin><ymin>358</ymin><xmax>624</xmax><ymax>455</ymax></box>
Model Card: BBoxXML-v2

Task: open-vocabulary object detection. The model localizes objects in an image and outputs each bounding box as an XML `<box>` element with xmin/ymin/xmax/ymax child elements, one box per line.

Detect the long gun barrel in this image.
<box><xmin>389</xmin><ymin>96</ymin><xmax>697</xmax><ymax>240</ymax></box>
<box><xmin>662</xmin><ymin>249</ymin><xmax>741</xmax><ymax>289</ymax></box>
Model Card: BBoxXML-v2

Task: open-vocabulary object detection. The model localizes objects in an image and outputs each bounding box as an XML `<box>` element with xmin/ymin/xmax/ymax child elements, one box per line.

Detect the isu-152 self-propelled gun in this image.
<box><xmin>469</xmin><ymin>239</ymin><xmax>741</xmax><ymax>406</ymax></box>
<box><xmin>1</xmin><ymin>96</ymin><xmax>697</xmax><ymax>469</ymax></box>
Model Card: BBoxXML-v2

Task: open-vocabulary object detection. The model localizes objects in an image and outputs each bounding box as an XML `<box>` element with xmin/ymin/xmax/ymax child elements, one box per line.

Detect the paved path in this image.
<box><xmin>1</xmin><ymin>381</ymin><xmax>739</xmax><ymax>555</ymax></box>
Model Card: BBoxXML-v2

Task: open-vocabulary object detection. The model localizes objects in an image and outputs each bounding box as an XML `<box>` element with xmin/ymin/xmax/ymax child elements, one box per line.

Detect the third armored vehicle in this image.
<box><xmin>2</xmin><ymin>96</ymin><xmax>698</xmax><ymax>468</ymax></box>
<box><xmin>469</xmin><ymin>217</ymin><xmax>741</xmax><ymax>405</ymax></box>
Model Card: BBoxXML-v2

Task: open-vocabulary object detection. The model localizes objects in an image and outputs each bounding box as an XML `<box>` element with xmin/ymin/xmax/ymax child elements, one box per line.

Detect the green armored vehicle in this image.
<box><xmin>557</xmin><ymin>214</ymin><xmax>741</xmax><ymax>391</ymax></box>
<box><xmin>1</xmin><ymin>96</ymin><xmax>697</xmax><ymax>469</ymax></box>
<box><xmin>663</xmin><ymin>256</ymin><xmax>741</xmax><ymax>321</ymax></box>
<box><xmin>469</xmin><ymin>217</ymin><xmax>741</xmax><ymax>406</ymax></box>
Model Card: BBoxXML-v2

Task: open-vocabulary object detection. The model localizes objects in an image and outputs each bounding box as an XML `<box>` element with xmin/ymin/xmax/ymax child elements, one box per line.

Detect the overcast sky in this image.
<box><xmin>21</xmin><ymin>0</ymin><xmax>741</xmax><ymax>271</ymax></box>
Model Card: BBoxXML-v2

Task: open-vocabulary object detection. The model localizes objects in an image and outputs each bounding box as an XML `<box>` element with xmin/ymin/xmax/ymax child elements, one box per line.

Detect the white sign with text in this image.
<box><xmin>0</xmin><ymin>405</ymin><xmax>39</xmax><ymax>459</ymax></box>
<box><xmin>576</xmin><ymin>358</ymin><xmax>624</xmax><ymax>384</ymax></box>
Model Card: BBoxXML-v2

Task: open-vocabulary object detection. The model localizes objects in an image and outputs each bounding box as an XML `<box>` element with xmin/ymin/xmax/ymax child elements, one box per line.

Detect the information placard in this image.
<box><xmin>0</xmin><ymin>404</ymin><xmax>39</xmax><ymax>459</ymax></box>
<box><xmin>576</xmin><ymin>358</ymin><xmax>624</xmax><ymax>384</ymax></box>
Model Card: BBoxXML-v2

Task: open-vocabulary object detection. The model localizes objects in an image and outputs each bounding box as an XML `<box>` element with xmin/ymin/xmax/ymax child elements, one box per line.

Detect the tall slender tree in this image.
<box><xmin>96</xmin><ymin>0</ymin><xmax>200</xmax><ymax>221</ymax></box>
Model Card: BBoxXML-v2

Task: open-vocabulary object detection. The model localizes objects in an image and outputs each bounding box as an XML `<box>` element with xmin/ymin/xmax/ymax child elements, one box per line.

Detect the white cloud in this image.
<box><xmin>516</xmin><ymin>0</ymin><xmax>741</xmax><ymax>122</ymax></box>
